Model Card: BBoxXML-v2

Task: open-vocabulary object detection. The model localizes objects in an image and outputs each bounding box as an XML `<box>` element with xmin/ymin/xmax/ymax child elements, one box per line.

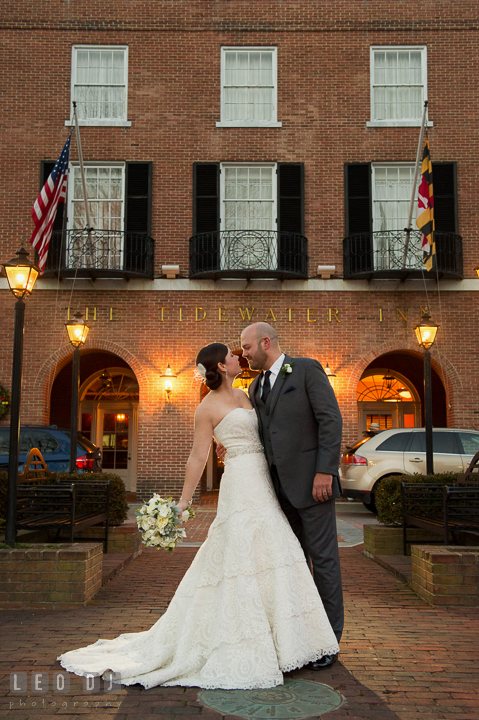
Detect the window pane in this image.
<box><xmin>222</xmin><ymin>48</ymin><xmax>276</xmax><ymax>123</ymax></box>
<box><xmin>74</xmin><ymin>47</ymin><xmax>127</xmax><ymax>121</ymax></box>
<box><xmin>408</xmin><ymin>432</ymin><xmax>426</xmax><ymax>453</ymax></box>
<box><xmin>377</xmin><ymin>432</ymin><xmax>411</xmax><ymax>452</ymax></box>
<box><xmin>458</xmin><ymin>433</ymin><xmax>479</xmax><ymax>456</ymax></box>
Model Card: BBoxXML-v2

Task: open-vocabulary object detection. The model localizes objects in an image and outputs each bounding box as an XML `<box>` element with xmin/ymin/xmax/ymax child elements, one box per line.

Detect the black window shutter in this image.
<box><xmin>432</xmin><ymin>162</ymin><xmax>457</xmax><ymax>233</ymax></box>
<box><xmin>277</xmin><ymin>163</ymin><xmax>305</xmax><ymax>274</ymax></box>
<box><xmin>126</xmin><ymin>162</ymin><xmax>152</xmax><ymax>235</ymax></box>
<box><xmin>193</xmin><ymin>163</ymin><xmax>220</xmax><ymax>234</ymax></box>
<box><xmin>40</xmin><ymin>161</ymin><xmax>64</xmax><ymax>271</ymax></box>
<box><xmin>125</xmin><ymin>162</ymin><xmax>152</xmax><ymax>275</ymax></box>
<box><xmin>191</xmin><ymin>163</ymin><xmax>220</xmax><ymax>275</ymax></box>
<box><xmin>277</xmin><ymin>163</ymin><xmax>304</xmax><ymax>234</ymax></box>
<box><xmin>431</xmin><ymin>162</ymin><xmax>459</xmax><ymax>274</ymax></box>
<box><xmin>344</xmin><ymin>163</ymin><xmax>372</xmax><ymax>275</ymax></box>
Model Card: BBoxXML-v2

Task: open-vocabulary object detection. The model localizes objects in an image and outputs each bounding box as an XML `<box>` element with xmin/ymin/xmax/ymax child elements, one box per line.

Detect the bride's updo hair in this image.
<box><xmin>196</xmin><ymin>343</ymin><xmax>229</xmax><ymax>391</ymax></box>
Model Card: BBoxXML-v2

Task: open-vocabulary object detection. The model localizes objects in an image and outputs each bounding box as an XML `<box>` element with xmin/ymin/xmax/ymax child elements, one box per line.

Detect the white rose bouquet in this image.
<box><xmin>135</xmin><ymin>494</ymin><xmax>195</xmax><ymax>552</ymax></box>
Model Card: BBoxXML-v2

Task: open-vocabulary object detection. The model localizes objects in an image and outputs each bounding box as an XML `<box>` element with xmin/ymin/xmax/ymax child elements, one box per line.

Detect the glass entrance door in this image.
<box><xmin>102</xmin><ymin>411</ymin><xmax>130</xmax><ymax>484</ymax></box>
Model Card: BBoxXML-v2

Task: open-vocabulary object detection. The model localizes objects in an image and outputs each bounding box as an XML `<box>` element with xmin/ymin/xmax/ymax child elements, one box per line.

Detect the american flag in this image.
<box><xmin>416</xmin><ymin>138</ymin><xmax>435</xmax><ymax>272</ymax></box>
<box><xmin>30</xmin><ymin>133</ymin><xmax>72</xmax><ymax>271</ymax></box>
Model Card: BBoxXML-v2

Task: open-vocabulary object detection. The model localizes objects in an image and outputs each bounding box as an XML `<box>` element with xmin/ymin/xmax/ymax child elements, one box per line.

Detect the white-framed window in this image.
<box><xmin>66</xmin><ymin>46</ymin><xmax>131</xmax><ymax>127</ymax></box>
<box><xmin>371</xmin><ymin>163</ymin><xmax>421</xmax><ymax>269</ymax></box>
<box><xmin>67</xmin><ymin>163</ymin><xmax>126</xmax><ymax>269</ymax></box>
<box><xmin>216</xmin><ymin>47</ymin><xmax>282</xmax><ymax>127</ymax></box>
<box><xmin>367</xmin><ymin>46</ymin><xmax>432</xmax><ymax>127</ymax></box>
<box><xmin>220</xmin><ymin>163</ymin><xmax>277</xmax><ymax>269</ymax></box>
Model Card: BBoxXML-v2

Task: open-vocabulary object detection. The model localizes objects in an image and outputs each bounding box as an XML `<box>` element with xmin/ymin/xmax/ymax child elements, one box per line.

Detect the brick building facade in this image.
<box><xmin>1</xmin><ymin>1</ymin><xmax>478</xmax><ymax>501</ymax></box>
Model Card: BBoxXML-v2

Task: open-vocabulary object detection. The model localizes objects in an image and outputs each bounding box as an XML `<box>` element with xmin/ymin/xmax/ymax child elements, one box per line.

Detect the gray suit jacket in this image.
<box><xmin>249</xmin><ymin>355</ymin><xmax>343</xmax><ymax>508</ymax></box>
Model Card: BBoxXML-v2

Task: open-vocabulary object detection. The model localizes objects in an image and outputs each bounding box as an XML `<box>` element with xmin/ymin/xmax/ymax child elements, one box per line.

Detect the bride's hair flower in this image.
<box><xmin>196</xmin><ymin>363</ymin><xmax>207</xmax><ymax>379</ymax></box>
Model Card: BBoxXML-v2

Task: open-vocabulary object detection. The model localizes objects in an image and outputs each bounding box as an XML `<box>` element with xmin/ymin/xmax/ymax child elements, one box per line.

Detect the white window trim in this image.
<box><xmin>367</xmin><ymin>45</ymin><xmax>433</xmax><ymax>128</ymax></box>
<box><xmin>67</xmin><ymin>161</ymin><xmax>126</xmax><ymax>232</ymax></box>
<box><xmin>219</xmin><ymin>162</ymin><xmax>277</xmax><ymax>230</ymax></box>
<box><xmin>65</xmin><ymin>45</ymin><xmax>131</xmax><ymax>127</ymax></box>
<box><xmin>216</xmin><ymin>47</ymin><xmax>282</xmax><ymax>128</ymax></box>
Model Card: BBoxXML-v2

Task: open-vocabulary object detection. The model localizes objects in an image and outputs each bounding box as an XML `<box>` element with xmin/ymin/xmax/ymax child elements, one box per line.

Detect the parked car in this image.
<box><xmin>0</xmin><ymin>425</ymin><xmax>102</xmax><ymax>473</ymax></box>
<box><xmin>340</xmin><ymin>427</ymin><xmax>479</xmax><ymax>512</ymax></box>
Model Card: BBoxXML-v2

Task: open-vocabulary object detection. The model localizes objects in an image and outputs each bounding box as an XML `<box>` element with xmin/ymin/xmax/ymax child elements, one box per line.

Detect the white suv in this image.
<box><xmin>340</xmin><ymin>427</ymin><xmax>479</xmax><ymax>512</ymax></box>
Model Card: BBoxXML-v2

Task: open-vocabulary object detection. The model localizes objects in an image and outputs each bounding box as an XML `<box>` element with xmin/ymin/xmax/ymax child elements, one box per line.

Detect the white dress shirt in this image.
<box><xmin>260</xmin><ymin>353</ymin><xmax>285</xmax><ymax>391</ymax></box>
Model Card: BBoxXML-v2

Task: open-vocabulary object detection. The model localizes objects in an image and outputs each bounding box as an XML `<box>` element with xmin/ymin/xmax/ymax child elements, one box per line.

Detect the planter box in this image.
<box><xmin>410</xmin><ymin>545</ymin><xmax>479</xmax><ymax>607</ymax></box>
<box><xmin>0</xmin><ymin>543</ymin><xmax>103</xmax><ymax>609</ymax></box>
<box><xmin>58</xmin><ymin>525</ymin><xmax>142</xmax><ymax>556</ymax></box>
<box><xmin>364</xmin><ymin>524</ymin><xmax>438</xmax><ymax>557</ymax></box>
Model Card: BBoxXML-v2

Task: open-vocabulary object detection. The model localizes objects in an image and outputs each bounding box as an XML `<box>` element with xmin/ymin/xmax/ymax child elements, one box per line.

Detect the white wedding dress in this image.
<box><xmin>58</xmin><ymin>408</ymin><xmax>339</xmax><ymax>689</ymax></box>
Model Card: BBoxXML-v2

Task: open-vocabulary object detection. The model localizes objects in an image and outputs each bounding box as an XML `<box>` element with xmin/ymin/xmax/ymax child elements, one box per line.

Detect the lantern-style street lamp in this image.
<box><xmin>414</xmin><ymin>310</ymin><xmax>440</xmax><ymax>475</ymax></box>
<box><xmin>1</xmin><ymin>242</ymin><xmax>40</xmax><ymax>546</ymax></box>
<box><xmin>65</xmin><ymin>311</ymin><xmax>90</xmax><ymax>473</ymax></box>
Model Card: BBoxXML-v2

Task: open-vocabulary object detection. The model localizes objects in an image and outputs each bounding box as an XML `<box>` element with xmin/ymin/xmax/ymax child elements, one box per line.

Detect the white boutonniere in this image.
<box><xmin>280</xmin><ymin>361</ymin><xmax>294</xmax><ymax>378</ymax></box>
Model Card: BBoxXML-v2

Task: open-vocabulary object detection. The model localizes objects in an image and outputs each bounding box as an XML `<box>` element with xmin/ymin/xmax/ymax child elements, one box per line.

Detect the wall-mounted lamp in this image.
<box><xmin>324</xmin><ymin>363</ymin><xmax>337</xmax><ymax>385</ymax></box>
<box><xmin>161</xmin><ymin>364</ymin><xmax>176</xmax><ymax>403</ymax></box>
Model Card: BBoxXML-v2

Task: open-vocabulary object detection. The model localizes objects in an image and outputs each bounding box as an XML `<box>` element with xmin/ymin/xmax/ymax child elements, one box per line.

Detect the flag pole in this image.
<box><xmin>72</xmin><ymin>101</ymin><xmax>92</xmax><ymax>231</ymax></box>
<box><xmin>402</xmin><ymin>100</ymin><xmax>429</xmax><ymax>268</ymax></box>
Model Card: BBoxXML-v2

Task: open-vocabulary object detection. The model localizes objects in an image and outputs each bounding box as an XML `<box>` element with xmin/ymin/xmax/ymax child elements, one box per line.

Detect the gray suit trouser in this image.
<box><xmin>271</xmin><ymin>465</ymin><xmax>344</xmax><ymax>643</ymax></box>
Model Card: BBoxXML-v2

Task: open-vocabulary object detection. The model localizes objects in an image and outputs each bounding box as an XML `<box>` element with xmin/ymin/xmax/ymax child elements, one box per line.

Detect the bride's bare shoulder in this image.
<box><xmin>232</xmin><ymin>387</ymin><xmax>253</xmax><ymax>408</ymax></box>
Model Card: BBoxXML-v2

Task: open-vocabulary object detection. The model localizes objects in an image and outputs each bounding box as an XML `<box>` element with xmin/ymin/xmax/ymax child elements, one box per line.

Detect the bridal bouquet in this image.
<box><xmin>135</xmin><ymin>495</ymin><xmax>195</xmax><ymax>552</ymax></box>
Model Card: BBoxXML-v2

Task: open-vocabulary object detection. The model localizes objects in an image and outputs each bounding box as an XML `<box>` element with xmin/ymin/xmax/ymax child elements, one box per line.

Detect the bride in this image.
<box><xmin>58</xmin><ymin>343</ymin><xmax>339</xmax><ymax>690</ymax></box>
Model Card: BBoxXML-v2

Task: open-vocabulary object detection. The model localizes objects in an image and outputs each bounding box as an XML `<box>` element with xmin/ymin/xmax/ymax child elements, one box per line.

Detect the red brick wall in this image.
<box><xmin>1</xmin><ymin>1</ymin><xmax>479</xmax><ymax>499</ymax></box>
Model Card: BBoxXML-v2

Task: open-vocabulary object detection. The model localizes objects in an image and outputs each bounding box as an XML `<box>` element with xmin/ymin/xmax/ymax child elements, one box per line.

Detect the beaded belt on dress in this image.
<box><xmin>225</xmin><ymin>443</ymin><xmax>264</xmax><ymax>461</ymax></box>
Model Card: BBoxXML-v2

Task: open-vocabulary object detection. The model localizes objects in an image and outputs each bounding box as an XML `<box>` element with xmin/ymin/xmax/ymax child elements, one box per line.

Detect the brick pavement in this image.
<box><xmin>1</xmin><ymin>527</ymin><xmax>478</xmax><ymax>719</ymax></box>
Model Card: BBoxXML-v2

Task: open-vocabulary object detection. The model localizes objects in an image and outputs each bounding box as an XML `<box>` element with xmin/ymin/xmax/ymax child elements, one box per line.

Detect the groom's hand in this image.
<box><xmin>216</xmin><ymin>443</ymin><xmax>227</xmax><ymax>461</ymax></box>
<box><xmin>312</xmin><ymin>473</ymin><xmax>333</xmax><ymax>502</ymax></box>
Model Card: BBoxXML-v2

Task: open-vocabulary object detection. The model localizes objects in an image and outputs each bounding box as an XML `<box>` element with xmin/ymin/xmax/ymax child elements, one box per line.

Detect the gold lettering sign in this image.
<box><xmin>85</xmin><ymin>307</ymin><xmax>97</xmax><ymax>321</ymax></box>
<box><xmin>379</xmin><ymin>308</ymin><xmax>383</xmax><ymax>322</ymax></box>
<box><xmin>264</xmin><ymin>308</ymin><xmax>277</xmax><ymax>322</ymax></box>
<box><xmin>219</xmin><ymin>307</ymin><xmax>229</xmax><ymax>322</ymax></box>
<box><xmin>286</xmin><ymin>308</ymin><xmax>294</xmax><ymax>322</ymax></box>
<box><xmin>397</xmin><ymin>308</ymin><xmax>408</xmax><ymax>324</ymax></box>
<box><xmin>109</xmin><ymin>308</ymin><xmax>120</xmax><ymax>322</ymax></box>
<box><xmin>64</xmin><ymin>306</ymin><xmax>73</xmax><ymax>321</ymax></box>
<box><xmin>307</xmin><ymin>308</ymin><xmax>317</xmax><ymax>323</ymax></box>
<box><xmin>329</xmin><ymin>308</ymin><xmax>341</xmax><ymax>323</ymax></box>
<box><xmin>195</xmin><ymin>307</ymin><xmax>206</xmax><ymax>322</ymax></box>
<box><xmin>159</xmin><ymin>306</ymin><xmax>167</xmax><ymax>322</ymax></box>
<box><xmin>238</xmin><ymin>307</ymin><xmax>255</xmax><ymax>321</ymax></box>
<box><xmin>179</xmin><ymin>307</ymin><xmax>183</xmax><ymax>322</ymax></box>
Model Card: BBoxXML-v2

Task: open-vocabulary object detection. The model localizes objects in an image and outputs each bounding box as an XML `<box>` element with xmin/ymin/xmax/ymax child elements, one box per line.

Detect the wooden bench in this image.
<box><xmin>16</xmin><ymin>448</ymin><xmax>110</xmax><ymax>552</ymax></box>
<box><xmin>402</xmin><ymin>481</ymin><xmax>479</xmax><ymax>555</ymax></box>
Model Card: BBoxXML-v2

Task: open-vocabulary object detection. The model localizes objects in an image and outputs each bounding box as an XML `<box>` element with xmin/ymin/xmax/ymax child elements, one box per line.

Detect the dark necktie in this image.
<box><xmin>261</xmin><ymin>370</ymin><xmax>272</xmax><ymax>403</ymax></box>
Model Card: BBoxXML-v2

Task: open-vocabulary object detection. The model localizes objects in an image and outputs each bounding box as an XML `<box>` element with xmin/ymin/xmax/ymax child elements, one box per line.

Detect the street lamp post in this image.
<box><xmin>65</xmin><ymin>312</ymin><xmax>90</xmax><ymax>473</ymax></box>
<box><xmin>414</xmin><ymin>310</ymin><xmax>440</xmax><ymax>475</ymax></box>
<box><xmin>1</xmin><ymin>244</ymin><xmax>39</xmax><ymax>546</ymax></box>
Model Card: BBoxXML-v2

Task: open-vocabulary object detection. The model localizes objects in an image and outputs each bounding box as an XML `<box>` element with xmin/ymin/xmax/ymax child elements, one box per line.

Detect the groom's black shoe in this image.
<box><xmin>307</xmin><ymin>654</ymin><xmax>337</xmax><ymax>670</ymax></box>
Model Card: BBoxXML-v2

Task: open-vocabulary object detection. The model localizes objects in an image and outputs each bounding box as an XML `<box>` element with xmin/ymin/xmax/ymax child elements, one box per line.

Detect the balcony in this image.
<box><xmin>189</xmin><ymin>230</ymin><xmax>308</xmax><ymax>280</ymax></box>
<box><xmin>343</xmin><ymin>230</ymin><xmax>463</xmax><ymax>281</ymax></box>
<box><xmin>43</xmin><ymin>229</ymin><xmax>155</xmax><ymax>280</ymax></box>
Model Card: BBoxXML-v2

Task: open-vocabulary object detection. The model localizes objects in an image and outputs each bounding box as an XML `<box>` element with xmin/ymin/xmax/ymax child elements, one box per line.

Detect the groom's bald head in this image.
<box><xmin>241</xmin><ymin>322</ymin><xmax>282</xmax><ymax>371</ymax></box>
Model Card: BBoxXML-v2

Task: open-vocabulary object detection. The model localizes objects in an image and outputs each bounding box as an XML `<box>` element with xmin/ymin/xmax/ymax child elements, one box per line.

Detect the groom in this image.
<box><xmin>239</xmin><ymin>322</ymin><xmax>343</xmax><ymax>669</ymax></box>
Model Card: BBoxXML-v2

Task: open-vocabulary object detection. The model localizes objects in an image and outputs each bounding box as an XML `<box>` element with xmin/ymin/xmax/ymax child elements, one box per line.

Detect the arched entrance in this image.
<box><xmin>357</xmin><ymin>351</ymin><xmax>447</xmax><ymax>434</ymax></box>
<box><xmin>50</xmin><ymin>350</ymin><xmax>139</xmax><ymax>491</ymax></box>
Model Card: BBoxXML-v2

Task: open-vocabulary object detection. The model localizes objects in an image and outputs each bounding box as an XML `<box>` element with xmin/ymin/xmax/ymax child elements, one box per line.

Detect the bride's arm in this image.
<box><xmin>177</xmin><ymin>407</ymin><xmax>214</xmax><ymax>512</ymax></box>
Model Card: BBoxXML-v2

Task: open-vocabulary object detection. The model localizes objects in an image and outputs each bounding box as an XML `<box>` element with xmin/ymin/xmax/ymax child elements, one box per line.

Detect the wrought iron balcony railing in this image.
<box><xmin>43</xmin><ymin>229</ymin><xmax>155</xmax><ymax>280</ymax></box>
<box><xmin>343</xmin><ymin>230</ymin><xmax>463</xmax><ymax>280</ymax></box>
<box><xmin>189</xmin><ymin>230</ymin><xmax>308</xmax><ymax>280</ymax></box>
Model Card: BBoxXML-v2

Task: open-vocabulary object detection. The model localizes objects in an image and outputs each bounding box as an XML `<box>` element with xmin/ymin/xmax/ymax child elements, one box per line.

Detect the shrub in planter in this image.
<box><xmin>55</xmin><ymin>473</ymin><xmax>129</xmax><ymax>526</ymax></box>
<box><xmin>376</xmin><ymin>472</ymin><xmax>461</xmax><ymax>527</ymax></box>
<box><xmin>0</xmin><ymin>471</ymin><xmax>128</xmax><ymax>527</ymax></box>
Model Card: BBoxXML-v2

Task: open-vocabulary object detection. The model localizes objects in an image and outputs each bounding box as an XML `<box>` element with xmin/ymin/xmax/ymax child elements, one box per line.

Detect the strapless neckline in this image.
<box><xmin>214</xmin><ymin>407</ymin><xmax>256</xmax><ymax>432</ymax></box>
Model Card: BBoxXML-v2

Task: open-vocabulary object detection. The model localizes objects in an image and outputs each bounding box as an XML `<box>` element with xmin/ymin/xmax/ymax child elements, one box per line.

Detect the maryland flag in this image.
<box><xmin>416</xmin><ymin>138</ymin><xmax>435</xmax><ymax>271</ymax></box>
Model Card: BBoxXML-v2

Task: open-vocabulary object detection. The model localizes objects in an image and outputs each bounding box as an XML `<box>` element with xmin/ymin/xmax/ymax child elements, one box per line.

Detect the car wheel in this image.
<box><xmin>362</xmin><ymin>495</ymin><xmax>377</xmax><ymax>514</ymax></box>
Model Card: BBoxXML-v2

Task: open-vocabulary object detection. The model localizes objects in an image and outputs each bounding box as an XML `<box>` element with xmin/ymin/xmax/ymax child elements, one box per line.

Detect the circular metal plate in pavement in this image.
<box><xmin>198</xmin><ymin>678</ymin><xmax>344</xmax><ymax>719</ymax></box>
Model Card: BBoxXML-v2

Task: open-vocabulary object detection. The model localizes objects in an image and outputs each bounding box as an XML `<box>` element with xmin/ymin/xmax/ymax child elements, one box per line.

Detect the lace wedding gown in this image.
<box><xmin>58</xmin><ymin>408</ymin><xmax>339</xmax><ymax>690</ymax></box>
